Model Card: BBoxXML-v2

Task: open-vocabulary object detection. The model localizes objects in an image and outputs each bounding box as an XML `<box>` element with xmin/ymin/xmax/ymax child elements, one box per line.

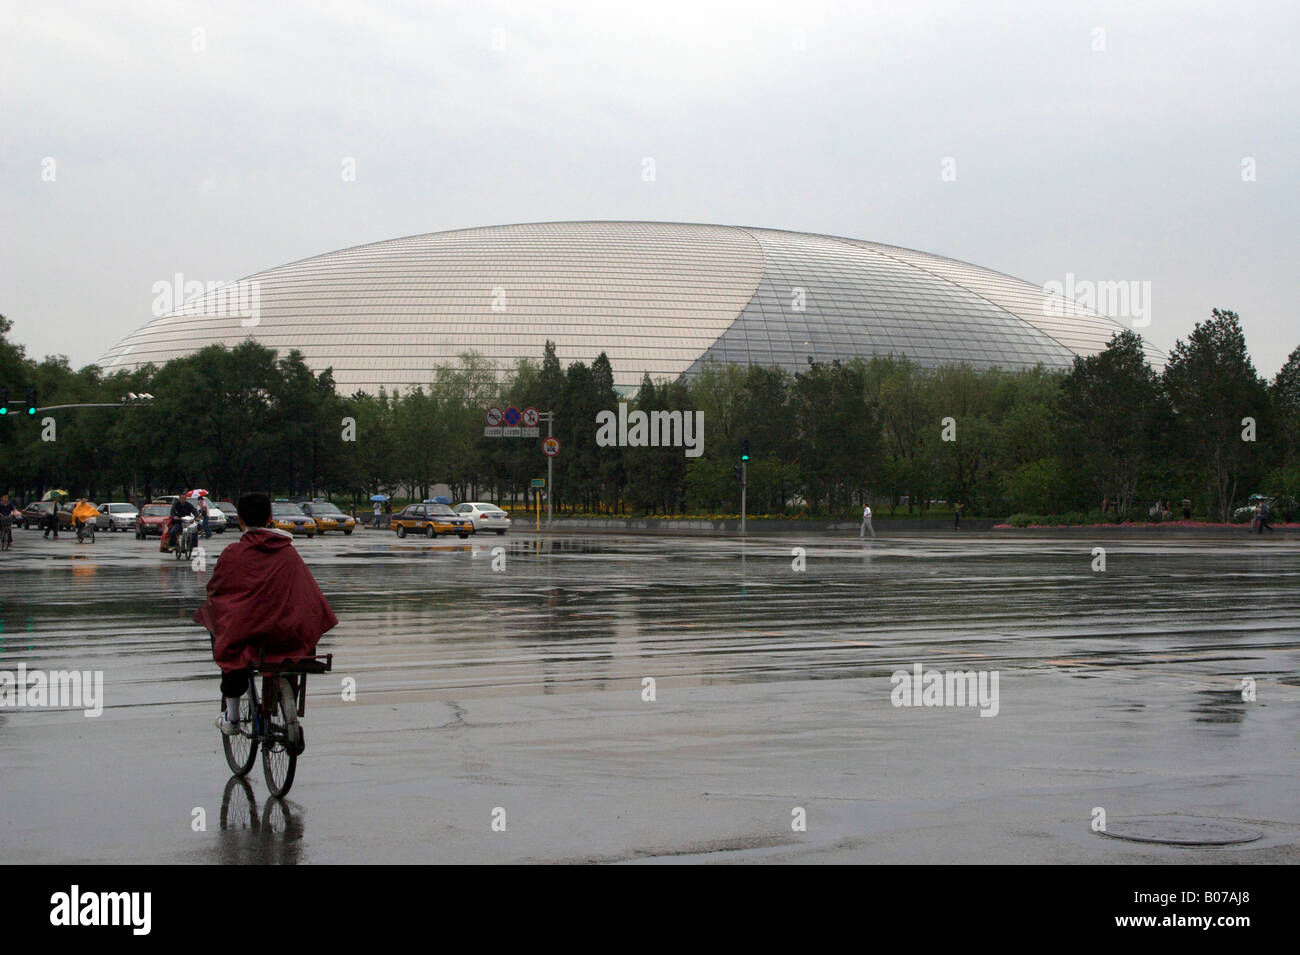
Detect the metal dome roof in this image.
<box><xmin>98</xmin><ymin>221</ymin><xmax>1163</xmax><ymax>393</ymax></box>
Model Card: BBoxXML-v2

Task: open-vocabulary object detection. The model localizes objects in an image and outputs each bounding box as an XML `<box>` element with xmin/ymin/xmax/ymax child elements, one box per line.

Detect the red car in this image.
<box><xmin>135</xmin><ymin>504</ymin><xmax>170</xmax><ymax>538</ymax></box>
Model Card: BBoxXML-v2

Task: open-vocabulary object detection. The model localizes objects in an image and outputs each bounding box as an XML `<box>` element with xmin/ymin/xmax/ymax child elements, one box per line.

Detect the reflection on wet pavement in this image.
<box><xmin>3</xmin><ymin>532</ymin><xmax>1297</xmax><ymax>708</ymax></box>
<box><xmin>1</xmin><ymin>529</ymin><xmax>1296</xmax><ymax>863</ymax></box>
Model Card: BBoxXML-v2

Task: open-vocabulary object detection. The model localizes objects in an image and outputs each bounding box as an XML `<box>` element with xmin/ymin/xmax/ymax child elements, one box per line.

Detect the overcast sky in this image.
<box><xmin>2</xmin><ymin>0</ymin><xmax>1296</xmax><ymax>377</ymax></box>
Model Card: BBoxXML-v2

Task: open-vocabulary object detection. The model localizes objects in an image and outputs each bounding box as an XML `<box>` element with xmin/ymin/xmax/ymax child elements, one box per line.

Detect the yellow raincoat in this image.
<box><xmin>72</xmin><ymin>500</ymin><xmax>98</xmax><ymax>523</ymax></box>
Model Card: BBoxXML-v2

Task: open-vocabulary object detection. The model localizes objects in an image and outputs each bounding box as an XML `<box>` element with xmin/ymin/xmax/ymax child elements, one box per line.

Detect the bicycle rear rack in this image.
<box><xmin>254</xmin><ymin>653</ymin><xmax>333</xmax><ymax>718</ymax></box>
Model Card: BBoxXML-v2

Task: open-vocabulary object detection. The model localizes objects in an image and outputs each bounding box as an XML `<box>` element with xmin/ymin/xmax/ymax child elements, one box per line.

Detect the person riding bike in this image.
<box><xmin>193</xmin><ymin>493</ymin><xmax>338</xmax><ymax>736</ymax></box>
<box><xmin>165</xmin><ymin>495</ymin><xmax>198</xmax><ymax>551</ymax></box>
<box><xmin>72</xmin><ymin>498</ymin><xmax>98</xmax><ymax>542</ymax></box>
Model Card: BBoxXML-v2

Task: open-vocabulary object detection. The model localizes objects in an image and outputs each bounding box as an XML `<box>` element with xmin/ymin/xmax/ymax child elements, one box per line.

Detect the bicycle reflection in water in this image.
<box><xmin>216</xmin><ymin>775</ymin><xmax>305</xmax><ymax>865</ymax></box>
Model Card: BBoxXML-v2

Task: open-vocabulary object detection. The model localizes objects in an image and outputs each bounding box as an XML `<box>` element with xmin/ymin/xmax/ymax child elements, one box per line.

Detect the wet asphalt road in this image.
<box><xmin>1</xmin><ymin>525</ymin><xmax>1297</xmax><ymax>864</ymax></box>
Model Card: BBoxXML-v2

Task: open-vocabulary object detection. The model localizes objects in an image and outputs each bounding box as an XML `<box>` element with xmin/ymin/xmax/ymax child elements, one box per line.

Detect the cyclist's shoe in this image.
<box><xmin>215</xmin><ymin>714</ymin><xmax>241</xmax><ymax>736</ymax></box>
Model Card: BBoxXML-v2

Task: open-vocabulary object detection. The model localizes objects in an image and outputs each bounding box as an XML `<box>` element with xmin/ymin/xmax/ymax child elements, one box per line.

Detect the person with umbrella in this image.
<box><xmin>42</xmin><ymin>489</ymin><xmax>68</xmax><ymax>539</ymax></box>
<box><xmin>371</xmin><ymin>493</ymin><xmax>387</xmax><ymax>528</ymax></box>
<box><xmin>190</xmin><ymin>489</ymin><xmax>212</xmax><ymax>538</ymax></box>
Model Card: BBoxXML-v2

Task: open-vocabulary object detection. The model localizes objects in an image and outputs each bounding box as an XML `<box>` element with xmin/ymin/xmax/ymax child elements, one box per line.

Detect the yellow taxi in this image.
<box><xmin>391</xmin><ymin>502</ymin><xmax>475</xmax><ymax>539</ymax></box>
<box><xmin>302</xmin><ymin>500</ymin><xmax>356</xmax><ymax>535</ymax></box>
<box><xmin>271</xmin><ymin>501</ymin><xmax>318</xmax><ymax>537</ymax></box>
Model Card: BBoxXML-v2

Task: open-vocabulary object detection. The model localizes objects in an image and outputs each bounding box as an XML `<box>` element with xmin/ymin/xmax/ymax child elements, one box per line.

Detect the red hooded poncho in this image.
<box><xmin>193</xmin><ymin>527</ymin><xmax>338</xmax><ymax>672</ymax></box>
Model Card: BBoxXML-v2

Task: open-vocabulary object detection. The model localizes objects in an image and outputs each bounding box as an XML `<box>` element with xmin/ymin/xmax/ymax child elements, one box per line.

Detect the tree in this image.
<box><xmin>1057</xmin><ymin>330</ymin><xmax>1161</xmax><ymax>515</ymax></box>
<box><xmin>1162</xmin><ymin>309</ymin><xmax>1269</xmax><ymax>521</ymax></box>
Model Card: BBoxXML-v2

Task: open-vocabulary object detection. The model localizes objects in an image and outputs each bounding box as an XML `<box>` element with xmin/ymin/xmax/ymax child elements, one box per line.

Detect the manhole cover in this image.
<box><xmin>1099</xmin><ymin>817</ymin><xmax>1263</xmax><ymax>846</ymax></box>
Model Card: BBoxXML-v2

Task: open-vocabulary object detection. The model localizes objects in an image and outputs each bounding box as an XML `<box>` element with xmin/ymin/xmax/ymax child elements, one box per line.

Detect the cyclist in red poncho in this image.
<box><xmin>194</xmin><ymin>492</ymin><xmax>338</xmax><ymax>735</ymax></box>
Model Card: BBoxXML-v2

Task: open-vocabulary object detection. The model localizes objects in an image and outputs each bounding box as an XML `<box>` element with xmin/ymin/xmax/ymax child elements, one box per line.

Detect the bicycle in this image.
<box><xmin>76</xmin><ymin>517</ymin><xmax>96</xmax><ymax>544</ymax></box>
<box><xmin>222</xmin><ymin>652</ymin><xmax>333</xmax><ymax>798</ymax></box>
<box><xmin>171</xmin><ymin>515</ymin><xmax>199</xmax><ymax>560</ymax></box>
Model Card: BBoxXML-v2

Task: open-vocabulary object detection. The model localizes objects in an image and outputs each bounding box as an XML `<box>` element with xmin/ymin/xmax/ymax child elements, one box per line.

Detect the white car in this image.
<box><xmin>97</xmin><ymin>502</ymin><xmax>139</xmax><ymax>532</ymax></box>
<box><xmin>454</xmin><ymin>502</ymin><xmax>511</xmax><ymax>535</ymax></box>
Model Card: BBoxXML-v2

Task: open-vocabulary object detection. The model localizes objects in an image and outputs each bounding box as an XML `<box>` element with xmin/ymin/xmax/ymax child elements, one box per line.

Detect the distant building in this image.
<box><xmin>99</xmin><ymin>221</ymin><xmax>1164</xmax><ymax>395</ymax></box>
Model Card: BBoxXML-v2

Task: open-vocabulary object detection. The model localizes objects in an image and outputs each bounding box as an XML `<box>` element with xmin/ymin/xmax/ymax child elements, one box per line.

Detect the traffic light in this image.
<box><xmin>0</xmin><ymin>387</ymin><xmax>8</xmax><ymax>415</ymax></box>
<box><xmin>25</xmin><ymin>389</ymin><xmax>37</xmax><ymax>415</ymax></box>
<box><xmin>740</xmin><ymin>437</ymin><xmax>750</xmax><ymax>461</ymax></box>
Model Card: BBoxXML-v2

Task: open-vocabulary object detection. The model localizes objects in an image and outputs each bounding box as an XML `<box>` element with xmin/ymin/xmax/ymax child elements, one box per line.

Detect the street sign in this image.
<box><xmin>521</xmin><ymin>426</ymin><xmax>539</xmax><ymax>437</ymax></box>
<box><xmin>503</xmin><ymin>426</ymin><xmax>521</xmax><ymax>437</ymax></box>
<box><xmin>531</xmin><ymin>478</ymin><xmax>546</xmax><ymax>488</ymax></box>
<box><xmin>522</xmin><ymin>407</ymin><xmax>539</xmax><ymax>427</ymax></box>
<box><xmin>483</xmin><ymin>427</ymin><xmax>502</xmax><ymax>437</ymax></box>
<box><xmin>485</xmin><ymin>406</ymin><xmax>502</xmax><ymax>426</ymax></box>
<box><xmin>542</xmin><ymin>437</ymin><xmax>560</xmax><ymax>457</ymax></box>
<box><xmin>503</xmin><ymin>406</ymin><xmax>522</xmax><ymax>427</ymax></box>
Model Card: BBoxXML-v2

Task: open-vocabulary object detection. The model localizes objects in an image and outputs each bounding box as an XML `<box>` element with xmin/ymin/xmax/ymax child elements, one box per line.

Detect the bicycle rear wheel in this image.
<box><xmin>262</xmin><ymin>677</ymin><xmax>299</xmax><ymax>798</ymax></box>
<box><xmin>222</xmin><ymin>690</ymin><xmax>258</xmax><ymax>776</ymax></box>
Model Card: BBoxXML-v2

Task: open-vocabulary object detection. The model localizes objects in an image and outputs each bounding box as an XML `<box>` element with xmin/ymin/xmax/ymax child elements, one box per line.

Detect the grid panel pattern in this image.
<box><xmin>98</xmin><ymin>222</ymin><xmax>1166</xmax><ymax>393</ymax></box>
<box><xmin>685</xmin><ymin>229</ymin><xmax>1075</xmax><ymax>375</ymax></box>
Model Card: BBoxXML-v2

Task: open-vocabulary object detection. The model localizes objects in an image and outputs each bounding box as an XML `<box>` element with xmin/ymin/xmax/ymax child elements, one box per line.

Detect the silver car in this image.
<box><xmin>454</xmin><ymin>502</ymin><xmax>512</xmax><ymax>535</ymax></box>
<box><xmin>97</xmin><ymin>502</ymin><xmax>139</xmax><ymax>532</ymax></box>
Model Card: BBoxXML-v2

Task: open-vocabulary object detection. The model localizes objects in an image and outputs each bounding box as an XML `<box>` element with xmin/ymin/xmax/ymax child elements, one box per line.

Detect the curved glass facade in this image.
<box><xmin>98</xmin><ymin>221</ymin><xmax>1164</xmax><ymax>393</ymax></box>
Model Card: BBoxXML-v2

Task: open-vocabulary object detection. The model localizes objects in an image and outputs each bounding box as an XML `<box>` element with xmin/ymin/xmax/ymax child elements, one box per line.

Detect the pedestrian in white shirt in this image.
<box><xmin>860</xmin><ymin>504</ymin><xmax>874</xmax><ymax>539</ymax></box>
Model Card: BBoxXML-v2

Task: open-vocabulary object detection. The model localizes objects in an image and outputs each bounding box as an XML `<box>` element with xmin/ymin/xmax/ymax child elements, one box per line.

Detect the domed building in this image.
<box><xmin>98</xmin><ymin>221</ymin><xmax>1164</xmax><ymax>394</ymax></box>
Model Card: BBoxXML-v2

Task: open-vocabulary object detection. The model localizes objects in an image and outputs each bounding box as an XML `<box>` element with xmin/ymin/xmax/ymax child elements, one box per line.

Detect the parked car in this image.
<box><xmin>454</xmin><ymin>502</ymin><xmax>511</xmax><ymax>535</ymax></box>
<box><xmin>271</xmin><ymin>501</ymin><xmax>317</xmax><ymax>537</ymax></box>
<box><xmin>97</xmin><ymin>502</ymin><xmax>139</xmax><ymax>532</ymax></box>
<box><xmin>57</xmin><ymin>502</ymin><xmax>78</xmax><ymax>530</ymax></box>
<box><xmin>392</xmin><ymin>502</ymin><xmax>474</xmax><ymax>539</ymax></box>
<box><xmin>20</xmin><ymin>500</ymin><xmax>55</xmax><ymax>530</ymax></box>
<box><xmin>301</xmin><ymin>500</ymin><xmax>356</xmax><ymax>535</ymax></box>
<box><xmin>214</xmin><ymin>501</ymin><xmax>239</xmax><ymax>526</ymax></box>
<box><xmin>153</xmin><ymin>495</ymin><xmax>181</xmax><ymax>506</ymax></box>
<box><xmin>136</xmin><ymin>503</ymin><xmax>171</xmax><ymax>537</ymax></box>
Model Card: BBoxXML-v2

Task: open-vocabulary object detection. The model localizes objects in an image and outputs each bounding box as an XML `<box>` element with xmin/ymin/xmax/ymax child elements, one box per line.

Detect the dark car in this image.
<box><xmin>20</xmin><ymin>500</ymin><xmax>55</xmax><ymax>530</ymax></box>
<box><xmin>136</xmin><ymin>503</ymin><xmax>171</xmax><ymax>537</ymax></box>
<box><xmin>57</xmin><ymin>502</ymin><xmax>77</xmax><ymax>530</ymax></box>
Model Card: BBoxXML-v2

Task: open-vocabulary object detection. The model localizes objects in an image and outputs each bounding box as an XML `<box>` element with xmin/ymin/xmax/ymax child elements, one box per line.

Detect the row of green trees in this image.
<box><xmin>1</xmin><ymin>309</ymin><xmax>1296</xmax><ymax>520</ymax></box>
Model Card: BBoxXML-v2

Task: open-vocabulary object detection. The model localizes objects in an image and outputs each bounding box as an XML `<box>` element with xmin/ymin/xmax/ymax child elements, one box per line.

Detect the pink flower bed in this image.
<box><xmin>994</xmin><ymin>520</ymin><xmax>1300</xmax><ymax>529</ymax></box>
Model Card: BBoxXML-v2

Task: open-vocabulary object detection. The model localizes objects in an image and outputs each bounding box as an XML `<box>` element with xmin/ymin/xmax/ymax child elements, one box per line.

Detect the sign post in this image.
<box><xmin>531</xmin><ymin>476</ymin><xmax>545</xmax><ymax>529</ymax></box>
<box><xmin>541</xmin><ymin>428</ymin><xmax>560</xmax><ymax>528</ymax></box>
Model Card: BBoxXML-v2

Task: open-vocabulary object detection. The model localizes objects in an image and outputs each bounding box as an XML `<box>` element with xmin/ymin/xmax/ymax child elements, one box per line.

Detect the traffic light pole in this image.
<box><xmin>2</xmin><ymin>400</ymin><xmax>154</xmax><ymax>417</ymax></box>
<box><xmin>740</xmin><ymin>461</ymin><xmax>747</xmax><ymax>535</ymax></box>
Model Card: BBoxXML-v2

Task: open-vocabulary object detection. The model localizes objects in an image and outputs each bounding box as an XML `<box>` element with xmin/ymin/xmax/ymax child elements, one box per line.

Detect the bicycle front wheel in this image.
<box><xmin>222</xmin><ymin>690</ymin><xmax>258</xmax><ymax>776</ymax></box>
<box><xmin>262</xmin><ymin>677</ymin><xmax>299</xmax><ymax>798</ymax></box>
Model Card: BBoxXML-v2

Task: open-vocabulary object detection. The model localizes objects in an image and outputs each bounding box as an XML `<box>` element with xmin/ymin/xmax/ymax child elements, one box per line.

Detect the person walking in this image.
<box><xmin>372</xmin><ymin>499</ymin><xmax>382</xmax><ymax>528</ymax></box>
<box><xmin>860</xmin><ymin>503</ymin><xmax>875</xmax><ymax>539</ymax></box>
<box><xmin>0</xmin><ymin>493</ymin><xmax>16</xmax><ymax>549</ymax></box>
<box><xmin>1258</xmin><ymin>499</ymin><xmax>1274</xmax><ymax>534</ymax></box>
<box><xmin>954</xmin><ymin>500</ymin><xmax>965</xmax><ymax>530</ymax></box>
<box><xmin>198</xmin><ymin>495</ymin><xmax>211</xmax><ymax>538</ymax></box>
